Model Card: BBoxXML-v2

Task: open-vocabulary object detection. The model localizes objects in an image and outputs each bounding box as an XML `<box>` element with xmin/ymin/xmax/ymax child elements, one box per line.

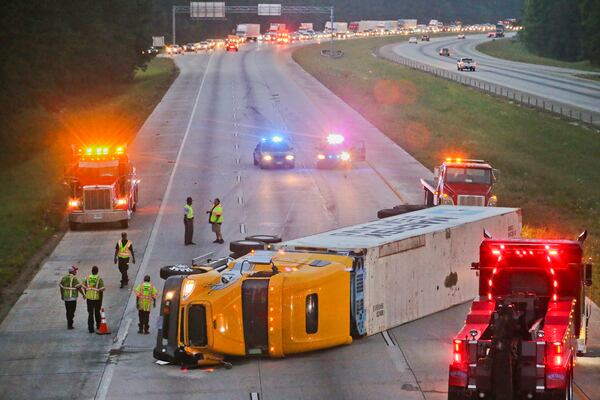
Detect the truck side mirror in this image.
<box><xmin>492</xmin><ymin>169</ymin><xmax>500</xmax><ymax>183</ymax></box>
<box><xmin>584</xmin><ymin>263</ymin><xmax>593</xmax><ymax>286</ymax></box>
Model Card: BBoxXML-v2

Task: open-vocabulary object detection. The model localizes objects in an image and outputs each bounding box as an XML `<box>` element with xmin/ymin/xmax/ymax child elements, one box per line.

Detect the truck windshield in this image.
<box><xmin>78</xmin><ymin>165</ymin><xmax>119</xmax><ymax>180</ymax></box>
<box><xmin>445</xmin><ymin>167</ymin><xmax>491</xmax><ymax>184</ymax></box>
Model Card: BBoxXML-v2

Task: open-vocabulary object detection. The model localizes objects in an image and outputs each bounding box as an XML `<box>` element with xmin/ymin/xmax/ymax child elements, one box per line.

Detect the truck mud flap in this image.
<box><xmin>154</xmin><ymin>276</ymin><xmax>185</xmax><ymax>363</ymax></box>
<box><xmin>242</xmin><ymin>279</ymin><xmax>270</xmax><ymax>355</ymax></box>
<box><xmin>350</xmin><ymin>257</ymin><xmax>366</xmax><ymax>337</ymax></box>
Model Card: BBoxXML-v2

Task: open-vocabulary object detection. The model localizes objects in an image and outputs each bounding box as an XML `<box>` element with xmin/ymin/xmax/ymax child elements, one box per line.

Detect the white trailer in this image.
<box><xmin>358</xmin><ymin>20</ymin><xmax>379</xmax><ymax>32</ymax></box>
<box><xmin>237</xmin><ymin>23</ymin><xmax>260</xmax><ymax>40</ymax></box>
<box><xmin>277</xmin><ymin>206</ymin><xmax>521</xmax><ymax>336</ymax></box>
<box><xmin>325</xmin><ymin>21</ymin><xmax>348</xmax><ymax>33</ymax></box>
<box><xmin>299</xmin><ymin>22</ymin><xmax>313</xmax><ymax>31</ymax></box>
<box><xmin>398</xmin><ymin>19</ymin><xmax>418</xmax><ymax>29</ymax></box>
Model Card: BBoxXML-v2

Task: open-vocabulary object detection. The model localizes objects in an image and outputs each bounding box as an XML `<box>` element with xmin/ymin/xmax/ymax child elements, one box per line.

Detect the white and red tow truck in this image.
<box><xmin>448</xmin><ymin>234</ymin><xmax>593</xmax><ymax>400</ymax></box>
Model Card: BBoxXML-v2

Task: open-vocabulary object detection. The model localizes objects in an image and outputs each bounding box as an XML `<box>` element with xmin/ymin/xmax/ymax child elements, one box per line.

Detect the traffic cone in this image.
<box><xmin>97</xmin><ymin>307</ymin><xmax>111</xmax><ymax>335</ymax></box>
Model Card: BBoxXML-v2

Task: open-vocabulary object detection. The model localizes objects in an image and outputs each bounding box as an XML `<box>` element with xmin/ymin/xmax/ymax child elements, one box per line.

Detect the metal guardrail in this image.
<box><xmin>377</xmin><ymin>45</ymin><xmax>600</xmax><ymax>128</ymax></box>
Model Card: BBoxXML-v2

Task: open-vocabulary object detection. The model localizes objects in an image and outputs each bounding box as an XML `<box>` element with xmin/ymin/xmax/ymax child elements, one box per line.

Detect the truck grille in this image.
<box><xmin>84</xmin><ymin>188</ymin><xmax>112</xmax><ymax>210</ymax></box>
<box><xmin>187</xmin><ymin>304</ymin><xmax>207</xmax><ymax>347</ymax></box>
<box><xmin>457</xmin><ymin>195</ymin><xmax>485</xmax><ymax>206</ymax></box>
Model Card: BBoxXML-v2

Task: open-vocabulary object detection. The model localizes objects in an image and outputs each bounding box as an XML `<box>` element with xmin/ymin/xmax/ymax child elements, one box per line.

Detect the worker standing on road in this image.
<box><xmin>114</xmin><ymin>232</ymin><xmax>135</xmax><ymax>288</ymax></box>
<box><xmin>58</xmin><ymin>266</ymin><xmax>85</xmax><ymax>330</ymax></box>
<box><xmin>82</xmin><ymin>266</ymin><xmax>105</xmax><ymax>333</ymax></box>
<box><xmin>134</xmin><ymin>275</ymin><xmax>158</xmax><ymax>334</ymax></box>
<box><xmin>184</xmin><ymin>196</ymin><xmax>195</xmax><ymax>245</ymax></box>
<box><xmin>207</xmin><ymin>198</ymin><xmax>224</xmax><ymax>243</ymax></box>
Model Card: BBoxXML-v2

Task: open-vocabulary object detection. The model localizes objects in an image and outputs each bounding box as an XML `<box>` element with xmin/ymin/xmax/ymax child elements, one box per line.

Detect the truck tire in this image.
<box><xmin>245</xmin><ymin>235</ymin><xmax>282</xmax><ymax>244</ymax></box>
<box><xmin>120</xmin><ymin>219</ymin><xmax>129</xmax><ymax>229</ymax></box>
<box><xmin>229</xmin><ymin>240</ymin><xmax>265</xmax><ymax>257</ymax></box>
<box><xmin>159</xmin><ymin>264</ymin><xmax>197</xmax><ymax>280</ymax></box>
<box><xmin>69</xmin><ymin>221</ymin><xmax>79</xmax><ymax>231</ymax></box>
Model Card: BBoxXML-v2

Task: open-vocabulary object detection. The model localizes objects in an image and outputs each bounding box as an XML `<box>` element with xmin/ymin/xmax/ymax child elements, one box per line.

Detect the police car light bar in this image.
<box><xmin>326</xmin><ymin>133</ymin><xmax>345</xmax><ymax>145</ymax></box>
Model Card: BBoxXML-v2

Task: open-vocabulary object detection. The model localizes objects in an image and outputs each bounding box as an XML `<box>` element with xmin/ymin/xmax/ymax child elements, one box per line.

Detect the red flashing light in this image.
<box><xmin>453</xmin><ymin>340</ymin><xmax>463</xmax><ymax>363</ymax></box>
<box><xmin>553</xmin><ymin>294</ymin><xmax>557</xmax><ymax>301</ymax></box>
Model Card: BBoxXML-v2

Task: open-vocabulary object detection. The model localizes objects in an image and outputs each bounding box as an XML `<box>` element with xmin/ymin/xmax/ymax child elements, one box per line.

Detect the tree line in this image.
<box><xmin>0</xmin><ymin>1</ymin><xmax>153</xmax><ymax>157</ymax></box>
<box><xmin>151</xmin><ymin>0</ymin><xmax>523</xmax><ymax>44</ymax></box>
<box><xmin>521</xmin><ymin>0</ymin><xmax>600</xmax><ymax>64</ymax></box>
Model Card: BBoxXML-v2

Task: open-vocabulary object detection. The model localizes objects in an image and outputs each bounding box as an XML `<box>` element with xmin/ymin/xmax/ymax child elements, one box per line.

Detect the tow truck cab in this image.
<box><xmin>64</xmin><ymin>146</ymin><xmax>139</xmax><ymax>229</ymax></box>
<box><xmin>421</xmin><ymin>158</ymin><xmax>498</xmax><ymax>207</ymax></box>
<box><xmin>153</xmin><ymin>250</ymin><xmax>353</xmax><ymax>367</ymax></box>
<box><xmin>448</xmin><ymin>237</ymin><xmax>593</xmax><ymax>400</ymax></box>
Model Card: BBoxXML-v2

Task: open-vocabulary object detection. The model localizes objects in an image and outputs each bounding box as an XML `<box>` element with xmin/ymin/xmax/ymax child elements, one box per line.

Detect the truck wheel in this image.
<box><xmin>69</xmin><ymin>221</ymin><xmax>78</xmax><ymax>231</ymax></box>
<box><xmin>245</xmin><ymin>234</ymin><xmax>282</xmax><ymax>244</ymax></box>
<box><xmin>229</xmin><ymin>240</ymin><xmax>265</xmax><ymax>257</ymax></box>
<box><xmin>160</xmin><ymin>264</ymin><xmax>197</xmax><ymax>280</ymax></box>
<box><xmin>120</xmin><ymin>219</ymin><xmax>129</xmax><ymax>229</ymax></box>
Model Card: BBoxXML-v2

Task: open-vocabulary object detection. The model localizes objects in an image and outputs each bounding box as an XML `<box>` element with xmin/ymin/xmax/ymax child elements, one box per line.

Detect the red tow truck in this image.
<box><xmin>421</xmin><ymin>158</ymin><xmax>498</xmax><ymax>207</ymax></box>
<box><xmin>64</xmin><ymin>145</ymin><xmax>139</xmax><ymax>230</ymax></box>
<box><xmin>448</xmin><ymin>234</ymin><xmax>593</xmax><ymax>400</ymax></box>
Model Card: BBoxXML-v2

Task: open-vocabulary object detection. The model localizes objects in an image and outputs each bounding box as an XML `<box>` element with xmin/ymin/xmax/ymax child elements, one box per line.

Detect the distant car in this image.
<box><xmin>457</xmin><ymin>57</ymin><xmax>477</xmax><ymax>71</ymax></box>
<box><xmin>142</xmin><ymin>46</ymin><xmax>159</xmax><ymax>56</ymax></box>
<box><xmin>316</xmin><ymin>134</ymin><xmax>366</xmax><ymax>169</ymax></box>
<box><xmin>194</xmin><ymin>41</ymin><xmax>209</xmax><ymax>51</ymax></box>
<box><xmin>183</xmin><ymin>43</ymin><xmax>195</xmax><ymax>52</ymax></box>
<box><xmin>253</xmin><ymin>136</ymin><xmax>295</xmax><ymax>169</ymax></box>
<box><xmin>457</xmin><ymin>34</ymin><xmax>466</xmax><ymax>39</ymax></box>
<box><xmin>226</xmin><ymin>42</ymin><xmax>239</xmax><ymax>52</ymax></box>
<box><xmin>439</xmin><ymin>47</ymin><xmax>450</xmax><ymax>56</ymax></box>
<box><xmin>408</xmin><ymin>36</ymin><xmax>418</xmax><ymax>44</ymax></box>
<box><xmin>421</xmin><ymin>34</ymin><xmax>430</xmax><ymax>41</ymax></box>
<box><xmin>166</xmin><ymin>44</ymin><xmax>182</xmax><ymax>55</ymax></box>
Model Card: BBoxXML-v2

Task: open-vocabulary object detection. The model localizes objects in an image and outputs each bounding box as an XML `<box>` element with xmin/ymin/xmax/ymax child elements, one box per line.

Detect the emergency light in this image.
<box><xmin>326</xmin><ymin>134</ymin><xmax>345</xmax><ymax>145</ymax></box>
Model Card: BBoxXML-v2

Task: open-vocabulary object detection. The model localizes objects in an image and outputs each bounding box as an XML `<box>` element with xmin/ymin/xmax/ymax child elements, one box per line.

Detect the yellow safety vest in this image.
<box><xmin>85</xmin><ymin>274</ymin><xmax>103</xmax><ymax>300</ymax></box>
<box><xmin>210</xmin><ymin>205</ymin><xmax>223</xmax><ymax>224</ymax></box>
<box><xmin>59</xmin><ymin>274</ymin><xmax>79</xmax><ymax>300</ymax></box>
<box><xmin>184</xmin><ymin>204</ymin><xmax>194</xmax><ymax>219</ymax></box>
<box><xmin>117</xmin><ymin>240</ymin><xmax>132</xmax><ymax>259</ymax></box>
<box><xmin>135</xmin><ymin>282</ymin><xmax>157</xmax><ymax>312</ymax></box>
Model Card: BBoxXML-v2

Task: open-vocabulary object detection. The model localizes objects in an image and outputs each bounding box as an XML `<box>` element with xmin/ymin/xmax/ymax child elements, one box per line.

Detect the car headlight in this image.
<box><xmin>441</xmin><ymin>194</ymin><xmax>455</xmax><ymax>205</ymax></box>
<box><xmin>340</xmin><ymin>151</ymin><xmax>351</xmax><ymax>161</ymax></box>
<box><xmin>182</xmin><ymin>279</ymin><xmax>195</xmax><ymax>299</ymax></box>
<box><xmin>317</xmin><ymin>154</ymin><xmax>326</xmax><ymax>160</ymax></box>
<box><xmin>285</xmin><ymin>154</ymin><xmax>294</xmax><ymax>161</ymax></box>
<box><xmin>488</xmin><ymin>195</ymin><xmax>498</xmax><ymax>207</ymax></box>
<box><xmin>263</xmin><ymin>154</ymin><xmax>273</xmax><ymax>161</ymax></box>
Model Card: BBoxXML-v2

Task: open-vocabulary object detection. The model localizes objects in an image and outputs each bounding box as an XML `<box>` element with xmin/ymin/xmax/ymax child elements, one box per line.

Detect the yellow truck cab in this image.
<box><xmin>154</xmin><ymin>250</ymin><xmax>353</xmax><ymax>366</ymax></box>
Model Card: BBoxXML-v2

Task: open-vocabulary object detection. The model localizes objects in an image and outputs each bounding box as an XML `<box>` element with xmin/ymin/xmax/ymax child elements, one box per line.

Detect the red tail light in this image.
<box><xmin>453</xmin><ymin>339</ymin><xmax>464</xmax><ymax>363</ymax></box>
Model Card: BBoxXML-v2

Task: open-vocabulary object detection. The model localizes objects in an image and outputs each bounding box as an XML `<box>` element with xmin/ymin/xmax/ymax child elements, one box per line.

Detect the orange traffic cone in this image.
<box><xmin>96</xmin><ymin>307</ymin><xmax>111</xmax><ymax>335</ymax></box>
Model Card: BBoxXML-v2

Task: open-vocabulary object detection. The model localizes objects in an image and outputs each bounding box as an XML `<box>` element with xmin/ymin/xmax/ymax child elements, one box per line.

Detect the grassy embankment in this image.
<box><xmin>477</xmin><ymin>38</ymin><xmax>600</xmax><ymax>75</ymax></box>
<box><xmin>0</xmin><ymin>57</ymin><xmax>177</xmax><ymax>303</ymax></box>
<box><xmin>293</xmin><ymin>37</ymin><xmax>600</xmax><ymax>303</ymax></box>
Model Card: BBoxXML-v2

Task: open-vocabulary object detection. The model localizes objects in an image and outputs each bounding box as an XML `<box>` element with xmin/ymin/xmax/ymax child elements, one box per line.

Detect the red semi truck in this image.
<box><xmin>448</xmin><ymin>234</ymin><xmax>593</xmax><ymax>400</ymax></box>
<box><xmin>421</xmin><ymin>158</ymin><xmax>498</xmax><ymax>207</ymax></box>
<box><xmin>64</xmin><ymin>145</ymin><xmax>139</xmax><ymax>230</ymax></box>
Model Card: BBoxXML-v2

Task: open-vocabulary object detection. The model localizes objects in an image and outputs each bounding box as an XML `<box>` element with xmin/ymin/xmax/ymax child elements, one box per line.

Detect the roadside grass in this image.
<box><xmin>0</xmin><ymin>57</ymin><xmax>177</xmax><ymax>303</ymax></box>
<box><xmin>576</xmin><ymin>74</ymin><xmax>600</xmax><ymax>82</ymax></box>
<box><xmin>477</xmin><ymin>38</ymin><xmax>600</xmax><ymax>72</ymax></box>
<box><xmin>293</xmin><ymin>38</ymin><xmax>600</xmax><ymax>304</ymax></box>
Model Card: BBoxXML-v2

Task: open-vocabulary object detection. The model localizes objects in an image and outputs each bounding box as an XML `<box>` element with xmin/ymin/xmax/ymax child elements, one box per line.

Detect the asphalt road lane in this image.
<box><xmin>391</xmin><ymin>34</ymin><xmax>600</xmax><ymax>113</ymax></box>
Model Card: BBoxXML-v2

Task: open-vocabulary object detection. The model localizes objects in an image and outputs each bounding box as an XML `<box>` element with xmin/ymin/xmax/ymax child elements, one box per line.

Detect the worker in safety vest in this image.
<box><xmin>82</xmin><ymin>266</ymin><xmax>105</xmax><ymax>333</ymax></box>
<box><xmin>184</xmin><ymin>196</ymin><xmax>195</xmax><ymax>245</ymax></box>
<box><xmin>134</xmin><ymin>275</ymin><xmax>158</xmax><ymax>334</ymax></box>
<box><xmin>58</xmin><ymin>265</ymin><xmax>85</xmax><ymax>329</ymax></box>
<box><xmin>207</xmin><ymin>198</ymin><xmax>224</xmax><ymax>243</ymax></box>
<box><xmin>114</xmin><ymin>232</ymin><xmax>135</xmax><ymax>288</ymax></box>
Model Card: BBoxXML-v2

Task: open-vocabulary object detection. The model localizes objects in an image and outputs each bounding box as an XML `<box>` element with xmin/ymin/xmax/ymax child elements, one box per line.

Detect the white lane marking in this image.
<box><xmin>236</xmin><ymin>158</ymin><xmax>240</xmax><ymax>165</ymax></box>
<box><xmin>234</xmin><ymin>143</ymin><xmax>239</xmax><ymax>150</ymax></box>
<box><xmin>250</xmin><ymin>393</ymin><xmax>260</xmax><ymax>400</ymax></box>
<box><xmin>240</xmin><ymin>223</ymin><xmax>246</xmax><ymax>234</ymax></box>
<box><xmin>236</xmin><ymin>175</ymin><xmax>241</xmax><ymax>183</ymax></box>
<box><xmin>238</xmin><ymin>196</ymin><xmax>243</xmax><ymax>205</ymax></box>
<box><xmin>382</xmin><ymin>330</ymin><xmax>395</xmax><ymax>347</ymax></box>
<box><xmin>95</xmin><ymin>54</ymin><xmax>215</xmax><ymax>400</ymax></box>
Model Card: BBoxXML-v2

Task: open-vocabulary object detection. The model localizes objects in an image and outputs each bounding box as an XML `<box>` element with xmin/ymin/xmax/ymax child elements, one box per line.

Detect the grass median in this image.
<box><xmin>0</xmin><ymin>57</ymin><xmax>178</xmax><ymax>311</ymax></box>
<box><xmin>476</xmin><ymin>38</ymin><xmax>600</xmax><ymax>72</ymax></box>
<box><xmin>293</xmin><ymin>37</ymin><xmax>600</xmax><ymax>303</ymax></box>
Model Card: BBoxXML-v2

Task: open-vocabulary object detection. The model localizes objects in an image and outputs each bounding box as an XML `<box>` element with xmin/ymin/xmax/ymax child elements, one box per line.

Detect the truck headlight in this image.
<box><xmin>182</xmin><ymin>279</ymin><xmax>195</xmax><ymax>300</ymax></box>
<box><xmin>263</xmin><ymin>154</ymin><xmax>273</xmax><ymax>161</ymax></box>
<box><xmin>441</xmin><ymin>194</ymin><xmax>455</xmax><ymax>205</ymax></box>
<box><xmin>317</xmin><ymin>154</ymin><xmax>326</xmax><ymax>160</ymax></box>
<box><xmin>285</xmin><ymin>154</ymin><xmax>294</xmax><ymax>161</ymax></box>
<box><xmin>68</xmin><ymin>198</ymin><xmax>81</xmax><ymax>208</ymax></box>
<box><xmin>488</xmin><ymin>195</ymin><xmax>498</xmax><ymax>206</ymax></box>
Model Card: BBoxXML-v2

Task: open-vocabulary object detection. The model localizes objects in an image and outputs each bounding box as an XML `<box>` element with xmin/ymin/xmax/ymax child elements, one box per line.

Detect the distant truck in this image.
<box><xmin>64</xmin><ymin>145</ymin><xmax>139</xmax><ymax>229</ymax></box>
<box><xmin>448</xmin><ymin>234</ymin><xmax>593</xmax><ymax>400</ymax></box>
<box><xmin>421</xmin><ymin>158</ymin><xmax>497</xmax><ymax>207</ymax></box>
<box><xmin>236</xmin><ymin>24</ymin><xmax>260</xmax><ymax>41</ymax></box>
<box><xmin>495</xmin><ymin>22</ymin><xmax>505</xmax><ymax>38</ymax></box>
<box><xmin>398</xmin><ymin>19</ymin><xmax>418</xmax><ymax>29</ymax></box>
<box><xmin>269</xmin><ymin>23</ymin><xmax>286</xmax><ymax>33</ymax></box>
<box><xmin>299</xmin><ymin>22</ymin><xmax>313</xmax><ymax>31</ymax></box>
<box><xmin>325</xmin><ymin>21</ymin><xmax>348</xmax><ymax>34</ymax></box>
<box><xmin>154</xmin><ymin>206</ymin><xmax>522</xmax><ymax>367</ymax></box>
<box><xmin>358</xmin><ymin>20</ymin><xmax>378</xmax><ymax>32</ymax></box>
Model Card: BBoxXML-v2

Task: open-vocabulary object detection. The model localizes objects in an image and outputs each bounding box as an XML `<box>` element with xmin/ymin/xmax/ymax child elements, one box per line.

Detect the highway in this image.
<box><xmin>0</xmin><ymin>41</ymin><xmax>598</xmax><ymax>400</ymax></box>
<box><xmin>386</xmin><ymin>34</ymin><xmax>600</xmax><ymax>115</ymax></box>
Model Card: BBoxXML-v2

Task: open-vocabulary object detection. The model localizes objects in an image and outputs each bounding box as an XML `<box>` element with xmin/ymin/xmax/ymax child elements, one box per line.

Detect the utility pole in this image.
<box><xmin>329</xmin><ymin>6</ymin><xmax>334</xmax><ymax>57</ymax></box>
<box><xmin>172</xmin><ymin>6</ymin><xmax>176</xmax><ymax>44</ymax></box>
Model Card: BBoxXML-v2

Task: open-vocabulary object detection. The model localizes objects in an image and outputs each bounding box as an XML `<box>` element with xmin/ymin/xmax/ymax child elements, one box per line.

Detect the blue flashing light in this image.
<box><xmin>271</xmin><ymin>135</ymin><xmax>283</xmax><ymax>143</ymax></box>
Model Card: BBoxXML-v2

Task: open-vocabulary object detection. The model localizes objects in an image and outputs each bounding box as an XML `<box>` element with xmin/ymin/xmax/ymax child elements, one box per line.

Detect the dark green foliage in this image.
<box><xmin>0</xmin><ymin>0</ymin><xmax>152</xmax><ymax>156</ymax></box>
<box><xmin>151</xmin><ymin>0</ymin><xmax>524</xmax><ymax>44</ymax></box>
<box><xmin>521</xmin><ymin>0</ymin><xmax>599</xmax><ymax>64</ymax></box>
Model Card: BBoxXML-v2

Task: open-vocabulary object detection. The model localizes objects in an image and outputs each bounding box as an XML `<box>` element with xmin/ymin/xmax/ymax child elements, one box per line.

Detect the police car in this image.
<box><xmin>253</xmin><ymin>136</ymin><xmax>295</xmax><ymax>169</ymax></box>
<box><xmin>316</xmin><ymin>134</ymin><xmax>366</xmax><ymax>169</ymax></box>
